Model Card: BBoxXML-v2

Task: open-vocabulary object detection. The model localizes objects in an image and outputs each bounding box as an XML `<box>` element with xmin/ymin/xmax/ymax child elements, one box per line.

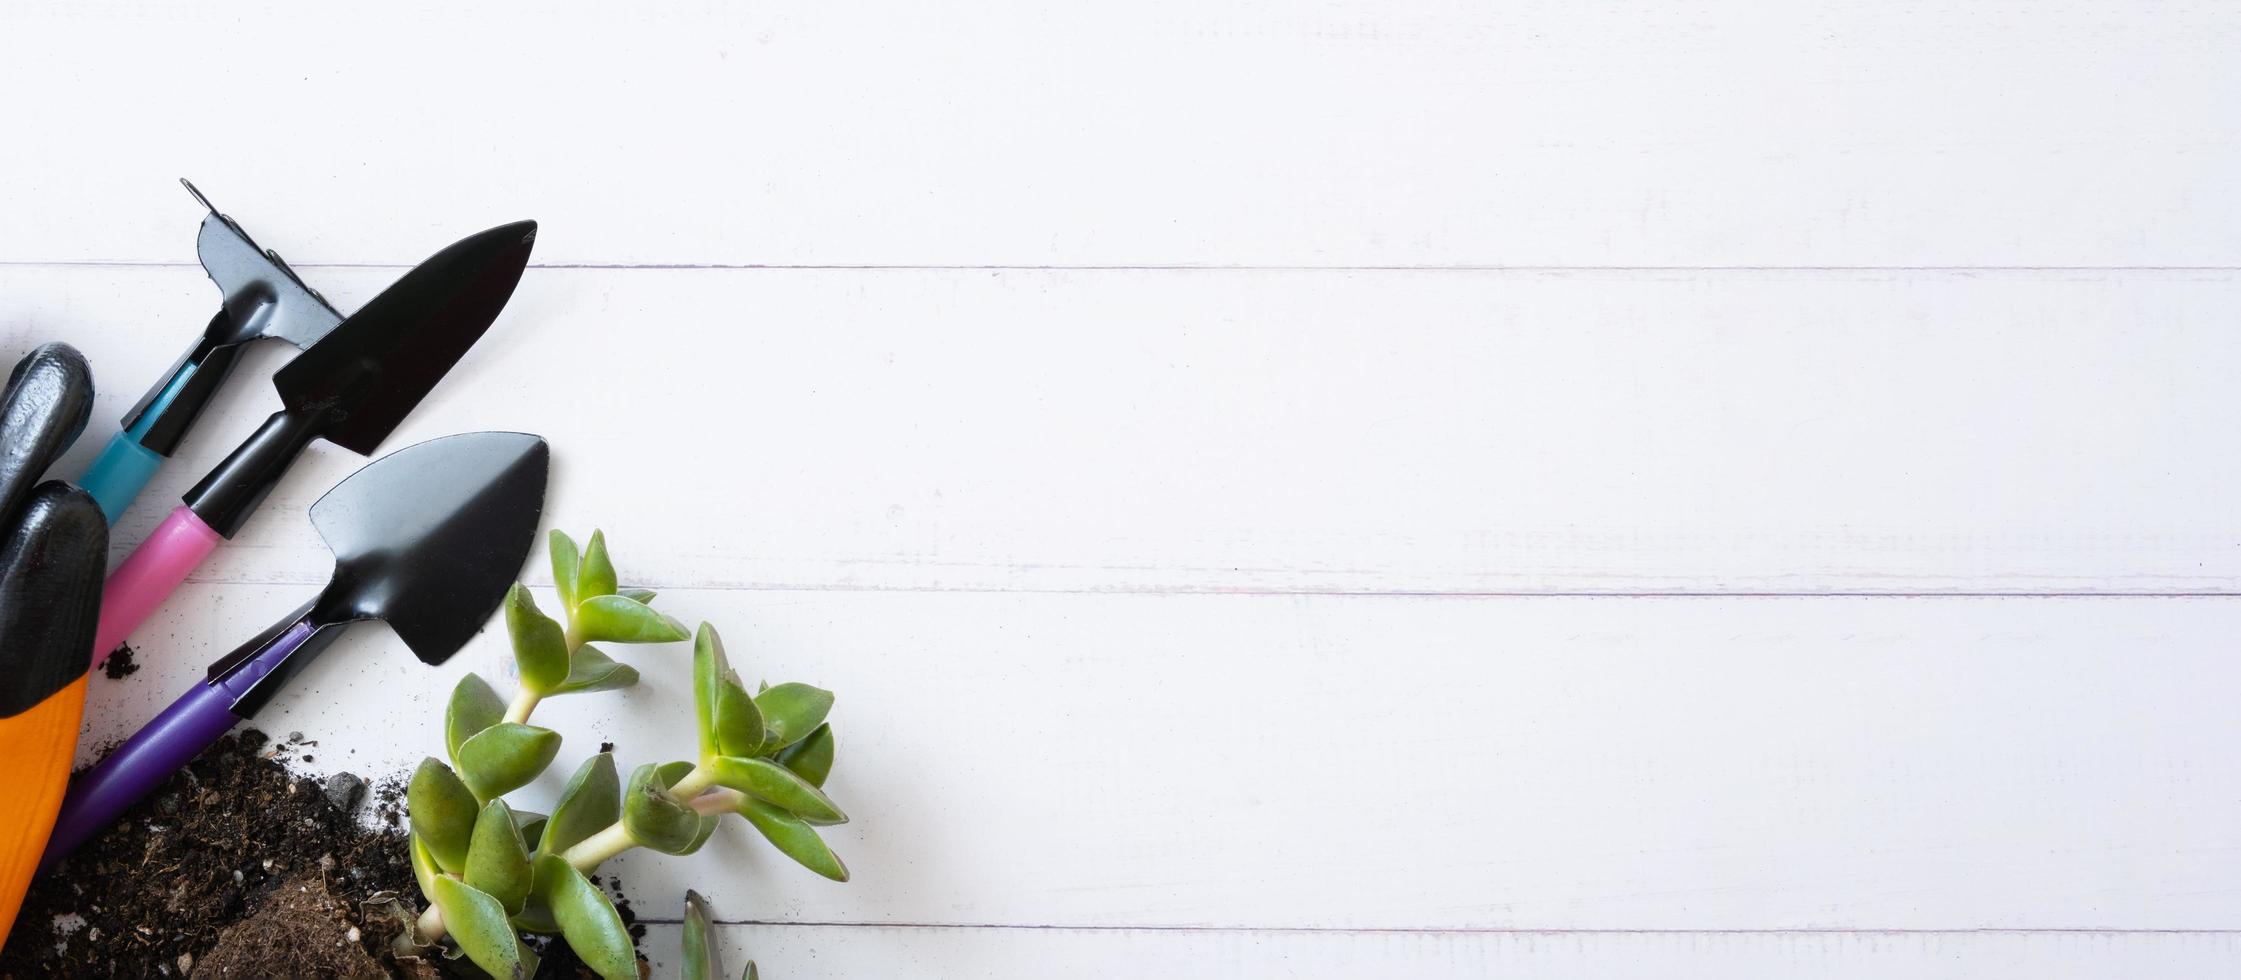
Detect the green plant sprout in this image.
<box><xmin>400</xmin><ymin>530</ymin><xmax>850</xmax><ymax>978</ymax></box>
<box><xmin>683</xmin><ymin>889</ymin><xmax>757</xmax><ymax>979</ymax></box>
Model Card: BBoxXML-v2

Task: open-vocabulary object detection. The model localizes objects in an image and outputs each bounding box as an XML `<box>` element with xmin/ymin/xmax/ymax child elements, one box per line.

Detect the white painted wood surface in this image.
<box><xmin>630</xmin><ymin>926</ymin><xmax>2241</xmax><ymax>980</ymax></box>
<box><xmin>15</xmin><ymin>266</ymin><xmax>2241</xmax><ymax>596</ymax></box>
<box><xmin>87</xmin><ymin>587</ymin><xmax>2241</xmax><ymax>932</ymax></box>
<box><xmin>6</xmin><ymin>0</ymin><xmax>2240</xmax><ymax>975</ymax></box>
<box><xmin>3</xmin><ymin>1</ymin><xmax>2238</xmax><ymax>267</ymax></box>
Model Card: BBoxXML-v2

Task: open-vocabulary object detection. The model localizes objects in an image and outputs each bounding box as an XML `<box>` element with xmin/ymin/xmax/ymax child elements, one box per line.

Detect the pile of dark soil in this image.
<box><xmin>0</xmin><ymin>730</ymin><xmax>413</xmax><ymax>978</ymax></box>
<box><xmin>0</xmin><ymin>730</ymin><xmax>638</xmax><ymax>978</ymax></box>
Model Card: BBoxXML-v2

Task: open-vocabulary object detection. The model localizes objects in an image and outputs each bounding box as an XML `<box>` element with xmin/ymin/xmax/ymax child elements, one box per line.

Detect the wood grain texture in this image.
<box><xmin>8</xmin><ymin>0</ymin><xmax>2239</xmax><ymax>973</ymax></box>
<box><xmin>634</xmin><ymin>924</ymin><xmax>2241</xmax><ymax>979</ymax></box>
<box><xmin>81</xmin><ymin>586</ymin><xmax>2241</xmax><ymax>931</ymax></box>
<box><xmin>0</xmin><ymin>1</ymin><xmax>2235</xmax><ymax>267</ymax></box>
<box><xmin>10</xmin><ymin>265</ymin><xmax>2241</xmax><ymax>595</ymax></box>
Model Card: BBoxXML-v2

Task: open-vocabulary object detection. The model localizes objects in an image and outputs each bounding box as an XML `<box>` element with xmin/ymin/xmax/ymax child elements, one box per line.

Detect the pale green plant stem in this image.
<box><xmin>413</xmin><ymin>896</ymin><xmax>449</xmax><ymax>947</ymax></box>
<box><xmin>502</xmin><ymin>687</ymin><xmax>540</xmax><ymax>725</ymax></box>
<box><xmin>556</xmin><ymin>775</ymin><xmax>731</xmax><ymax>870</ymax></box>
<box><xmin>559</xmin><ymin>821</ymin><xmax>640</xmax><ymax>869</ymax></box>
<box><xmin>668</xmin><ymin>763</ymin><xmax>718</xmax><ymax>800</ymax></box>
<box><xmin>689</xmin><ymin>788</ymin><xmax>746</xmax><ymax>816</ymax></box>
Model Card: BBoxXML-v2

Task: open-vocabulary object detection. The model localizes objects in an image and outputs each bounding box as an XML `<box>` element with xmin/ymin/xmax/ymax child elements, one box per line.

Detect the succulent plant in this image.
<box><xmin>402</xmin><ymin>530</ymin><xmax>851</xmax><ymax>978</ymax></box>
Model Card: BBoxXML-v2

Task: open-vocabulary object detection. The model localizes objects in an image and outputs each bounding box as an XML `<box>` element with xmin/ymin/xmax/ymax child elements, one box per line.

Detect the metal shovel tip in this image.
<box><xmin>308</xmin><ymin>432</ymin><xmax>551</xmax><ymax>665</ymax></box>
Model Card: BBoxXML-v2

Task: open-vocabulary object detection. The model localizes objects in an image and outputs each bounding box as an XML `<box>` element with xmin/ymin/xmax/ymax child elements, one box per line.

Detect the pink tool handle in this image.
<box><xmin>91</xmin><ymin>505</ymin><xmax>222</xmax><ymax>659</ymax></box>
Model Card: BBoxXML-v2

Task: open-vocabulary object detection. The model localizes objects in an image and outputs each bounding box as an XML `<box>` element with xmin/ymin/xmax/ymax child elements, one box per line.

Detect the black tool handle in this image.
<box><xmin>119</xmin><ymin>313</ymin><xmax>249</xmax><ymax>456</ymax></box>
<box><xmin>183</xmin><ymin>405</ymin><xmax>327</xmax><ymax>537</ymax></box>
<box><xmin>203</xmin><ymin>597</ymin><xmax>351</xmax><ymax>716</ymax></box>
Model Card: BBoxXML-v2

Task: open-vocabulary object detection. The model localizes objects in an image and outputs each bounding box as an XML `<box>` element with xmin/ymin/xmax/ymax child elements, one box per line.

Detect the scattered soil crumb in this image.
<box><xmin>584</xmin><ymin>875</ymin><xmax>648</xmax><ymax>945</ymax></box>
<box><xmin>599</xmin><ymin>742</ymin><xmax>615</xmax><ymax>754</ymax></box>
<box><xmin>98</xmin><ymin>644</ymin><xmax>139</xmax><ymax>679</ymax></box>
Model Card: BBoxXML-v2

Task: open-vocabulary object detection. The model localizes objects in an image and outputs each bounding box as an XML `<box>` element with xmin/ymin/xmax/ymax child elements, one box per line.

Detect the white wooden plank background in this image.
<box><xmin>6</xmin><ymin>0</ymin><xmax>2241</xmax><ymax>976</ymax></box>
<box><xmin>87</xmin><ymin>587</ymin><xmax>2241</xmax><ymax>932</ymax></box>
<box><xmin>2</xmin><ymin>1</ymin><xmax>2238</xmax><ymax>268</ymax></box>
<box><xmin>14</xmin><ymin>266</ymin><xmax>2241</xmax><ymax>596</ymax></box>
<box><xmin>629</xmin><ymin>926</ymin><xmax>2241</xmax><ymax>980</ymax></box>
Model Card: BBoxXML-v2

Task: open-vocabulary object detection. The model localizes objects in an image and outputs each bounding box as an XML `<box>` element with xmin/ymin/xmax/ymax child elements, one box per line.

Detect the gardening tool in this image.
<box><xmin>0</xmin><ymin>346</ymin><xmax>104</xmax><ymax>938</ymax></box>
<box><xmin>79</xmin><ymin>181</ymin><xmax>344</xmax><ymax>523</ymax></box>
<box><xmin>91</xmin><ymin>218</ymin><xmax>538</xmax><ymax>660</ymax></box>
<box><xmin>41</xmin><ymin>431</ymin><xmax>549</xmax><ymax>868</ymax></box>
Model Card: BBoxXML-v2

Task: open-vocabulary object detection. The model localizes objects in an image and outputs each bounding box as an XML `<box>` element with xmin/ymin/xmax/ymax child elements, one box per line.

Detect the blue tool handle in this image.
<box><xmin>80</xmin><ymin>430</ymin><xmax>165</xmax><ymax>524</ymax></box>
<box><xmin>80</xmin><ymin>355</ymin><xmax>207</xmax><ymax>524</ymax></box>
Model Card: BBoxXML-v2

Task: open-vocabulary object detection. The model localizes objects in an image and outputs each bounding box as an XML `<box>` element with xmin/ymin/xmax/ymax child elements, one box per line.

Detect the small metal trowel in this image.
<box><xmin>42</xmin><ymin>431</ymin><xmax>549</xmax><ymax>867</ymax></box>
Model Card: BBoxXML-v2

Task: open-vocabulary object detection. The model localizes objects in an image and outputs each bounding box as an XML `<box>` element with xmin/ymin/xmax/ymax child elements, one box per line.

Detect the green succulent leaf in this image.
<box><xmin>549</xmin><ymin>529</ymin><xmax>581</xmax><ymax>612</ymax></box>
<box><xmin>648</xmin><ymin>763</ymin><xmax>722</xmax><ymax>857</ymax></box>
<box><xmin>432</xmin><ymin>876</ymin><xmax>540</xmax><ymax>979</ymax></box>
<box><xmin>532</xmin><ymin>854</ymin><xmax>638</xmax><ymax>980</ymax></box>
<box><xmin>408</xmin><ymin>758</ymin><xmax>479</xmax><ymax>874</ymax></box>
<box><xmin>693</xmin><ymin>624</ymin><xmax>729</xmax><ymax>759</ymax></box>
<box><xmin>776</xmin><ymin>723</ymin><xmax>835</xmax><ymax>788</ymax></box>
<box><xmin>715</xmin><ymin>672</ymin><xmax>766</xmax><ymax>758</ymax></box>
<box><xmin>445</xmin><ymin>673</ymin><xmax>507</xmax><ymax>768</ymax></box>
<box><xmin>576</xmin><ymin>594</ymin><xmax>689</xmax><ymax>644</ymax></box>
<box><xmin>755</xmin><ymin>682</ymin><xmax>835</xmax><ymax>751</ymax></box>
<box><xmin>709</xmin><ymin>756</ymin><xmax>846</xmax><ymax>824</ymax></box>
<box><xmin>548</xmin><ymin>644</ymin><xmax>640</xmax><ymax>696</ymax></box>
<box><xmin>577</xmin><ymin>530</ymin><xmax>619</xmax><ymax>603</ymax></box>
<box><xmin>467</xmin><ymin>799</ymin><xmax>534</xmax><ymax>915</ymax></box>
<box><xmin>623</xmin><ymin>763</ymin><xmax>701</xmax><ymax>855</ymax></box>
<box><xmin>654</xmin><ymin>769</ymin><xmax>724</xmax><ymax>854</ymax></box>
<box><xmin>749</xmin><ymin>963</ymin><xmax>760</xmax><ymax>980</ymax></box>
<box><xmin>506</xmin><ymin>584</ymin><xmax>570</xmax><ymax>694</ymax></box>
<box><xmin>457</xmin><ymin>723</ymin><xmax>563</xmax><ymax>802</ymax></box>
<box><xmin>408</xmin><ymin>832</ymin><xmax>440</xmax><ymax>902</ymax></box>
<box><xmin>511</xmin><ymin>856</ymin><xmax>562</xmax><ymax>934</ymax></box>
<box><xmin>511</xmin><ymin>809</ymin><xmax>548</xmax><ymax>852</ymax></box>
<box><xmin>511</xmin><ymin>893</ymin><xmax>558</xmax><ymax>935</ymax></box>
<box><xmin>735</xmin><ymin>796</ymin><xmax>849</xmax><ymax>881</ymax></box>
<box><xmin>654</xmin><ymin>757</ymin><xmax>721</xmax><ymax>852</ymax></box>
<box><xmin>683</xmin><ymin>890</ymin><xmax>724</xmax><ymax>980</ymax></box>
<box><xmin>680</xmin><ymin>812</ymin><xmax>720</xmax><ymax>856</ymax></box>
<box><xmin>540</xmin><ymin>753</ymin><xmax>621</xmax><ymax>858</ymax></box>
<box><xmin>621</xmin><ymin>588</ymin><xmax>657</xmax><ymax>605</ymax></box>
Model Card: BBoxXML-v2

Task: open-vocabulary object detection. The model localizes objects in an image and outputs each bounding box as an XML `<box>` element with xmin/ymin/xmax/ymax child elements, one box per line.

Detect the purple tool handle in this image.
<box><xmin>40</xmin><ymin>618</ymin><xmax>317</xmax><ymax>869</ymax></box>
